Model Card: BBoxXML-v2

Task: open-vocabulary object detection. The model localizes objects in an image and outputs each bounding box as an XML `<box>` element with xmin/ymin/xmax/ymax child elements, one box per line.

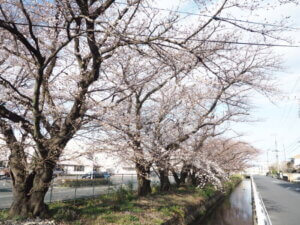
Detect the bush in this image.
<box><xmin>151</xmin><ymin>182</ymin><xmax>160</xmax><ymax>194</ymax></box>
<box><xmin>57</xmin><ymin>178</ymin><xmax>112</xmax><ymax>187</ymax></box>
<box><xmin>0</xmin><ymin>210</ymin><xmax>9</xmax><ymax>221</ymax></box>
<box><xmin>158</xmin><ymin>205</ymin><xmax>184</xmax><ymax>217</ymax></box>
<box><xmin>112</xmin><ymin>186</ymin><xmax>136</xmax><ymax>203</ymax></box>
<box><xmin>196</xmin><ymin>185</ymin><xmax>216</xmax><ymax>199</ymax></box>
<box><xmin>53</xmin><ymin>207</ymin><xmax>79</xmax><ymax>221</ymax></box>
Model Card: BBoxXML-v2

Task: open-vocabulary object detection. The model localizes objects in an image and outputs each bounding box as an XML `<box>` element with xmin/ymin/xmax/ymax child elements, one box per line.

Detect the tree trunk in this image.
<box><xmin>186</xmin><ymin>171</ymin><xmax>197</xmax><ymax>186</ymax></box>
<box><xmin>159</xmin><ymin>169</ymin><xmax>171</xmax><ymax>191</ymax></box>
<box><xmin>171</xmin><ymin>165</ymin><xmax>189</xmax><ymax>186</ymax></box>
<box><xmin>0</xmin><ymin>121</ymin><xmax>54</xmax><ymax>218</ymax></box>
<box><xmin>171</xmin><ymin>169</ymin><xmax>181</xmax><ymax>186</ymax></box>
<box><xmin>9</xmin><ymin>187</ymin><xmax>49</xmax><ymax>218</ymax></box>
<box><xmin>136</xmin><ymin>163</ymin><xmax>151</xmax><ymax>196</ymax></box>
<box><xmin>9</xmin><ymin>163</ymin><xmax>53</xmax><ymax>218</ymax></box>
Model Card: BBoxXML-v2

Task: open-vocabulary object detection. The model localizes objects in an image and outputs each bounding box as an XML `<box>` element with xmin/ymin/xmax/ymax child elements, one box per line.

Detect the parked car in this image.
<box><xmin>82</xmin><ymin>171</ymin><xmax>111</xmax><ymax>179</ymax></box>
<box><xmin>52</xmin><ymin>167</ymin><xmax>65</xmax><ymax>178</ymax></box>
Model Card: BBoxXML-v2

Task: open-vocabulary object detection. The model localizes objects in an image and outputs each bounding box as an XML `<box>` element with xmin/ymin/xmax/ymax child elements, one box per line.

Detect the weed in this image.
<box><xmin>0</xmin><ymin>210</ymin><xmax>9</xmax><ymax>221</ymax></box>
<box><xmin>158</xmin><ymin>205</ymin><xmax>184</xmax><ymax>217</ymax></box>
<box><xmin>52</xmin><ymin>206</ymin><xmax>79</xmax><ymax>221</ymax></box>
<box><xmin>151</xmin><ymin>182</ymin><xmax>160</xmax><ymax>194</ymax></box>
<box><xmin>196</xmin><ymin>185</ymin><xmax>216</xmax><ymax>199</ymax></box>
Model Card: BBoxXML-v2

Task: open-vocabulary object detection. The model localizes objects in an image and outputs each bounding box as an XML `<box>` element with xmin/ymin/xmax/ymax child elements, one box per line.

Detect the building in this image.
<box><xmin>58</xmin><ymin>152</ymin><xmax>136</xmax><ymax>176</ymax></box>
<box><xmin>290</xmin><ymin>154</ymin><xmax>300</xmax><ymax>168</ymax></box>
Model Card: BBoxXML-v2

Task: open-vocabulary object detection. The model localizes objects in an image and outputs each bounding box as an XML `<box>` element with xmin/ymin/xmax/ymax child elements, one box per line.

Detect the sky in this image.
<box><xmin>228</xmin><ymin>3</ymin><xmax>300</xmax><ymax>166</ymax></box>
<box><xmin>62</xmin><ymin>0</ymin><xmax>300</xmax><ymax>168</ymax></box>
<box><xmin>153</xmin><ymin>0</ymin><xmax>300</xmax><ymax>167</ymax></box>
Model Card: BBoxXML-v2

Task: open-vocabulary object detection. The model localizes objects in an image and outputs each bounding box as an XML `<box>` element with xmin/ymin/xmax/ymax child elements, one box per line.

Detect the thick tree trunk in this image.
<box><xmin>159</xmin><ymin>169</ymin><xmax>171</xmax><ymax>191</ymax></box>
<box><xmin>0</xmin><ymin>121</ymin><xmax>53</xmax><ymax>218</ymax></box>
<box><xmin>9</xmin><ymin>163</ymin><xmax>54</xmax><ymax>218</ymax></box>
<box><xmin>171</xmin><ymin>165</ymin><xmax>189</xmax><ymax>186</ymax></box>
<box><xmin>186</xmin><ymin>171</ymin><xmax>197</xmax><ymax>186</ymax></box>
<box><xmin>9</xmin><ymin>187</ymin><xmax>49</xmax><ymax>218</ymax></box>
<box><xmin>172</xmin><ymin>169</ymin><xmax>181</xmax><ymax>186</ymax></box>
<box><xmin>136</xmin><ymin>163</ymin><xmax>151</xmax><ymax>196</ymax></box>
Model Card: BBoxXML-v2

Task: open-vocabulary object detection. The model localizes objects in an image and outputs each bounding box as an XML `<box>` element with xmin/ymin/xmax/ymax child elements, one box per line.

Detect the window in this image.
<box><xmin>74</xmin><ymin>165</ymin><xmax>84</xmax><ymax>172</ymax></box>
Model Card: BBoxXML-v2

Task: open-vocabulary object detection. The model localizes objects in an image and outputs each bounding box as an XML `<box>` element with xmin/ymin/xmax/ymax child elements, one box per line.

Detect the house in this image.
<box><xmin>290</xmin><ymin>154</ymin><xmax>300</xmax><ymax>168</ymax></box>
<box><xmin>57</xmin><ymin>152</ymin><xmax>136</xmax><ymax>176</ymax></box>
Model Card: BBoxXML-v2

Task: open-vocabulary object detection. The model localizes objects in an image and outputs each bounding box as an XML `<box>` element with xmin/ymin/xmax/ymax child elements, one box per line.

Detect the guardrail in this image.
<box><xmin>251</xmin><ymin>176</ymin><xmax>272</xmax><ymax>225</ymax></box>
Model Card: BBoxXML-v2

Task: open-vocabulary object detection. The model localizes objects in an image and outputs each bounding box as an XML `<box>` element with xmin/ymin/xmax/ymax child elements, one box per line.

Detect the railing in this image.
<box><xmin>251</xmin><ymin>176</ymin><xmax>272</xmax><ymax>225</ymax></box>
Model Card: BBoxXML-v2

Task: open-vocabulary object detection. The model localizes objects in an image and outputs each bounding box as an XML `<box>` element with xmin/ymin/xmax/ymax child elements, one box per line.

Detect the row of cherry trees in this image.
<box><xmin>0</xmin><ymin>0</ymin><xmax>296</xmax><ymax>218</ymax></box>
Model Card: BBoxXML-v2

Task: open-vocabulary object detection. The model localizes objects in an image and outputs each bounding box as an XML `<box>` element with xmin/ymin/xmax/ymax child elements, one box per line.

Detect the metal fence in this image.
<box><xmin>251</xmin><ymin>176</ymin><xmax>272</xmax><ymax>225</ymax></box>
<box><xmin>0</xmin><ymin>174</ymin><xmax>174</xmax><ymax>209</ymax></box>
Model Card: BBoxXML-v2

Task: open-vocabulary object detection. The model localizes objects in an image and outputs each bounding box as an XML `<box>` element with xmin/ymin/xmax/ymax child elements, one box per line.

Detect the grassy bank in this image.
<box><xmin>0</xmin><ymin>175</ymin><xmax>243</xmax><ymax>225</ymax></box>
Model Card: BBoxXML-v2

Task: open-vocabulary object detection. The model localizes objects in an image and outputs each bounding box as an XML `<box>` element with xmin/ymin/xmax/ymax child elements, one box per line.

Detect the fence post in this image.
<box><xmin>74</xmin><ymin>174</ymin><xmax>78</xmax><ymax>204</ymax></box>
<box><xmin>92</xmin><ymin>177</ymin><xmax>95</xmax><ymax>198</ymax></box>
<box><xmin>122</xmin><ymin>174</ymin><xmax>124</xmax><ymax>186</ymax></box>
<box><xmin>49</xmin><ymin>182</ymin><xmax>53</xmax><ymax>204</ymax></box>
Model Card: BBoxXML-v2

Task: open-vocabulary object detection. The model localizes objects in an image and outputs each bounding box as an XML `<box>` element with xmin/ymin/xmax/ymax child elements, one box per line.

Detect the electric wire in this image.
<box><xmin>0</xmin><ymin>20</ymin><xmax>299</xmax><ymax>48</ymax></box>
<box><xmin>115</xmin><ymin>1</ymin><xmax>300</xmax><ymax>31</ymax></box>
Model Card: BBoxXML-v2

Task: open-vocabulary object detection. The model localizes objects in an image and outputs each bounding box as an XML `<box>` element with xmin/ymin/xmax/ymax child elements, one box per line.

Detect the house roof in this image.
<box><xmin>292</xmin><ymin>154</ymin><xmax>300</xmax><ymax>159</ymax></box>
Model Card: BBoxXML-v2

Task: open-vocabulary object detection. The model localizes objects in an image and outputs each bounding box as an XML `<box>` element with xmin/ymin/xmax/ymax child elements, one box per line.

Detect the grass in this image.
<box><xmin>0</xmin><ymin>210</ymin><xmax>9</xmax><ymax>221</ymax></box>
<box><xmin>45</xmin><ymin>184</ymin><xmax>206</xmax><ymax>225</ymax></box>
<box><xmin>0</xmin><ymin>175</ymin><xmax>243</xmax><ymax>225</ymax></box>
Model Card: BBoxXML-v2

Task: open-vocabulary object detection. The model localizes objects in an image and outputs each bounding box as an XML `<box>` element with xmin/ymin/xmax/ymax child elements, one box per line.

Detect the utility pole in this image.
<box><xmin>275</xmin><ymin>137</ymin><xmax>279</xmax><ymax>173</ymax></box>
<box><xmin>267</xmin><ymin>149</ymin><xmax>270</xmax><ymax>171</ymax></box>
<box><xmin>283</xmin><ymin>144</ymin><xmax>287</xmax><ymax>164</ymax></box>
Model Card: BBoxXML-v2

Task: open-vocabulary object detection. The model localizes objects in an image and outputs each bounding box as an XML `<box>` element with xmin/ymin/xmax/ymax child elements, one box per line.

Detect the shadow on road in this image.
<box><xmin>262</xmin><ymin>198</ymin><xmax>285</xmax><ymax>213</ymax></box>
<box><xmin>276</xmin><ymin>182</ymin><xmax>300</xmax><ymax>194</ymax></box>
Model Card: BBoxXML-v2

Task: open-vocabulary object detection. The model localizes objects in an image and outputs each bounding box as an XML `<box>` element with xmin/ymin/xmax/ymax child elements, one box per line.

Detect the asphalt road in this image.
<box><xmin>254</xmin><ymin>175</ymin><xmax>300</xmax><ymax>225</ymax></box>
<box><xmin>0</xmin><ymin>181</ymin><xmax>129</xmax><ymax>209</ymax></box>
<box><xmin>0</xmin><ymin>176</ymin><xmax>139</xmax><ymax>209</ymax></box>
<box><xmin>0</xmin><ymin>175</ymin><xmax>165</xmax><ymax>209</ymax></box>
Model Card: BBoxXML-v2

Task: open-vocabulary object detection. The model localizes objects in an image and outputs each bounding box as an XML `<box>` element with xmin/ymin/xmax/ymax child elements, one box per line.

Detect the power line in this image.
<box><xmin>279</xmin><ymin>78</ymin><xmax>300</xmax><ymax>125</ymax></box>
<box><xmin>1</xmin><ymin>20</ymin><xmax>300</xmax><ymax>48</ymax></box>
<box><xmin>115</xmin><ymin>1</ymin><xmax>300</xmax><ymax>31</ymax></box>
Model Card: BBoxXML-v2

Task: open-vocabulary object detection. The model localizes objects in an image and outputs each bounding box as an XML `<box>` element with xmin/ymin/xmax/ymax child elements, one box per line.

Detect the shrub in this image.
<box><xmin>0</xmin><ymin>210</ymin><xmax>9</xmax><ymax>221</ymax></box>
<box><xmin>158</xmin><ymin>205</ymin><xmax>184</xmax><ymax>217</ymax></box>
<box><xmin>53</xmin><ymin>207</ymin><xmax>79</xmax><ymax>221</ymax></box>
<box><xmin>196</xmin><ymin>185</ymin><xmax>216</xmax><ymax>199</ymax></box>
<box><xmin>57</xmin><ymin>178</ymin><xmax>112</xmax><ymax>187</ymax></box>
<box><xmin>151</xmin><ymin>182</ymin><xmax>160</xmax><ymax>194</ymax></box>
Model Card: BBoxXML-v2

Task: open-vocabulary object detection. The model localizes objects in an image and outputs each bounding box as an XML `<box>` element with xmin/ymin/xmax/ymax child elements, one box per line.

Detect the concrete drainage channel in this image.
<box><xmin>251</xmin><ymin>176</ymin><xmax>272</xmax><ymax>225</ymax></box>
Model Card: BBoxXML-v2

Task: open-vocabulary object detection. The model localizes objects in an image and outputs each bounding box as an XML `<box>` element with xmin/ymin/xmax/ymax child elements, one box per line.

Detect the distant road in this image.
<box><xmin>253</xmin><ymin>175</ymin><xmax>300</xmax><ymax>225</ymax></box>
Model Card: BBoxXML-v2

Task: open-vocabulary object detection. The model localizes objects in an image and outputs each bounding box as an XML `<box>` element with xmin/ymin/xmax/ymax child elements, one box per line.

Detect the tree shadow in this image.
<box><xmin>276</xmin><ymin>182</ymin><xmax>300</xmax><ymax>194</ymax></box>
<box><xmin>262</xmin><ymin>198</ymin><xmax>284</xmax><ymax>213</ymax></box>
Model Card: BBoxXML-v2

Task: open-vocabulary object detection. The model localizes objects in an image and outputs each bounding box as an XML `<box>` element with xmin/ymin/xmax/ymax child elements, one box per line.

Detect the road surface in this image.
<box><xmin>0</xmin><ymin>175</ymin><xmax>165</xmax><ymax>209</ymax></box>
<box><xmin>0</xmin><ymin>175</ymin><xmax>139</xmax><ymax>209</ymax></box>
<box><xmin>254</xmin><ymin>175</ymin><xmax>300</xmax><ymax>225</ymax></box>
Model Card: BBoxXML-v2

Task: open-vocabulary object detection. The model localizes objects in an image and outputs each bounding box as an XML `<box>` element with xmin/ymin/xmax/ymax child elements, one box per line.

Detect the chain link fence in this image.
<box><xmin>0</xmin><ymin>174</ymin><xmax>174</xmax><ymax>209</ymax></box>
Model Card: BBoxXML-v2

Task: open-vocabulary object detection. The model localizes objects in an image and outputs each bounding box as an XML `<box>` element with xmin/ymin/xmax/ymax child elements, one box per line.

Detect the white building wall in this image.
<box><xmin>294</xmin><ymin>158</ymin><xmax>300</xmax><ymax>166</ymax></box>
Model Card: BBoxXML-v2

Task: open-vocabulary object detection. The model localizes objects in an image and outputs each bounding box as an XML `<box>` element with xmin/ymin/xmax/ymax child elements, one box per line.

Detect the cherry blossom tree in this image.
<box><xmin>0</xmin><ymin>0</ymin><xmax>179</xmax><ymax>217</ymax></box>
<box><xmin>0</xmin><ymin>0</ymin><xmax>296</xmax><ymax>218</ymax></box>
